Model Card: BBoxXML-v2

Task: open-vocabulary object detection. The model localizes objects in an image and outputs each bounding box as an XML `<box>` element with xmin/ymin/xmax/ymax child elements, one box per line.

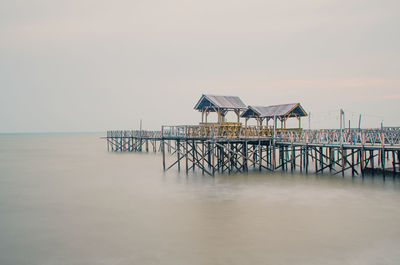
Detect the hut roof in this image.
<box><xmin>194</xmin><ymin>94</ymin><xmax>247</xmax><ymax>111</ymax></box>
<box><xmin>241</xmin><ymin>103</ymin><xmax>307</xmax><ymax>118</ymax></box>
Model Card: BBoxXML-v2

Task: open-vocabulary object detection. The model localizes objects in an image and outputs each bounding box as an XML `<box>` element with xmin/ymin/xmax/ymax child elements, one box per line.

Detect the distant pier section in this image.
<box><xmin>106</xmin><ymin>94</ymin><xmax>400</xmax><ymax>178</ymax></box>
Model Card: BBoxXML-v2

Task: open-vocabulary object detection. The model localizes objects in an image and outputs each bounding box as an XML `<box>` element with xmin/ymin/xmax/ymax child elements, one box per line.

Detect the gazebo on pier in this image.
<box><xmin>241</xmin><ymin>103</ymin><xmax>308</xmax><ymax>129</ymax></box>
<box><xmin>194</xmin><ymin>94</ymin><xmax>247</xmax><ymax>125</ymax></box>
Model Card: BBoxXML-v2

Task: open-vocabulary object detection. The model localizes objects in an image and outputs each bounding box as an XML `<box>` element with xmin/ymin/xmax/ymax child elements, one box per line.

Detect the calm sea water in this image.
<box><xmin>1</xmin><ymin>133</ymin><xmax>400</xmax><ymax>265</ymax></box>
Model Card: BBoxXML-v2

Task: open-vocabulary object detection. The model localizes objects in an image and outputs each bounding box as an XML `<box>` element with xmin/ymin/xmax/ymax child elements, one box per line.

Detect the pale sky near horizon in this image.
<box><xmin>1</xmin><ymin>0</ymin><xmax>399</xmax><ymax>132</ymax></box>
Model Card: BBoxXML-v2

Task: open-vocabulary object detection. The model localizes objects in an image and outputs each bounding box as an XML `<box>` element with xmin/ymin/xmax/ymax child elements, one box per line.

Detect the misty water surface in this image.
<box><xmin>1</xmin><ymin>134</ymin><xmax>400</xmax><ymax>265</ymax></box>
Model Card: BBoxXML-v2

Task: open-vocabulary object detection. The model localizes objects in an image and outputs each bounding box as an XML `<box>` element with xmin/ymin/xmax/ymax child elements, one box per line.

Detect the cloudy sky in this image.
<box><xmin>1</xmin><ymin>0</ymin><xmax>399</xmax><ymax>132</ymax></box>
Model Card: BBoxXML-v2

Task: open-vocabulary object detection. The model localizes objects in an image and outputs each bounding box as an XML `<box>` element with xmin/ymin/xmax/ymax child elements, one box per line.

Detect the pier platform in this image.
<box><xmin>105</xmin><ymin>126</ymin><xmax>400</xmax><ymax>178</ymax></box>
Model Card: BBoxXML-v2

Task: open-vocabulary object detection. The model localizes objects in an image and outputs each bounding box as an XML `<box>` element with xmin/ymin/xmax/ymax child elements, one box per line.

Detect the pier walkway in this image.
<box><xmin>106</xmin><ymin>126</ymin><xmax>400</xmax><ymax>178</ymax></box>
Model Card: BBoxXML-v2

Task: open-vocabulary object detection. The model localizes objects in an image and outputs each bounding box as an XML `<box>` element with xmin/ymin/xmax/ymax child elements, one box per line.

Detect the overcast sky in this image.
<box><xmin>1</xmin><ymin>0</ymin><xmax>399</xmax><ymax>132</ymax></box>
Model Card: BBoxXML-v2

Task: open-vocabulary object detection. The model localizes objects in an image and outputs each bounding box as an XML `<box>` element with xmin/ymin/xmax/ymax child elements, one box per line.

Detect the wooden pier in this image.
<box><xmin>106</xmin><ymin>130</ymin><xmax>162</xmax><ymax>153</ymax></box>
<box><xmin>106</xmin><ymin>126</ymin><xmax>400</xmax><ymax>178</ymax></box>
<box><xmin>105</xmin><ymin>94</ymin><xmax>400</xmax><ymax>178</ymax></box>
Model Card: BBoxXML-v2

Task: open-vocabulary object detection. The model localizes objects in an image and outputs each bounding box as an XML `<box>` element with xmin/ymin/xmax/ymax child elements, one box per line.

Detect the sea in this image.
<box><xmin>1</xmin><ymin>133</ymin><xmax>400</xmax><ymax>265</ymax></box>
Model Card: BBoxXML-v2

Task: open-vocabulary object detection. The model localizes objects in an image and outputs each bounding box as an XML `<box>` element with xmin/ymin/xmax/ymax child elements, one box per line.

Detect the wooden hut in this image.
<box><xmin>241</xmin><ymin>103</ymin><xmax>307</xmax><ymax>129</ymax></box>
<box><xmin>194</xmin><ymin>94</ymin><xmax>247</xmax><ymax>125</ymax></box>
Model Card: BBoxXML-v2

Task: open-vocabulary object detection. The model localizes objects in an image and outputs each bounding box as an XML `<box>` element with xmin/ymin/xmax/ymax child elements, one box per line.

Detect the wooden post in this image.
<box><xmin>259</xmin><ymin>141</ymin><xmax>262</xmax><ymax>171</ymax></box>
<box><xmin>211</xmin><ymin>141</ymin><xmax>215</xmax><ymax>176</ymax></box>
<box><xmin>267</xmin><ymin>142</ymin><xmax>270</xmax><ymax>170</ymax></box>
<box><xmin>202</xmin><ymin>141</ymin><xmax>205</xmax><ymax>175</ymax></box>
<box><xmin>208</xmin><ymin>142</ymin><xmax>211</xmax><ymax>169</ymax></box>
<box><xmin>244</xmin><ymin>141</ymin><xmax>248</xmax><ymax>172</ymax></box>
<box><xmin>392</xmin><ymin>151</ymin><xmax>396</xmax><ymax>177</ymax></box>
<box><xmin>341</xmin><ymin>147</ymin><xmax>345</xmax><ymax>177</ymax></box>
<box><xmin>228</xmin><ymin>143</ymin><xmax>232</xmax><ymax>174</ymax></box>
<box><xmin>291</xmin><ymin>144</ymin><xmax>295</xmax><ymax>172</ymax></box>
<box><xmin>360</xmin><ymin>148</ymin><xmax>364</xmax><ymax>178</ymax></box>
<box><xmin>300</xmin><ymin>146</ymin><xmax>303</xmax><ymax>172</ymax></box>
<box><xmin>272</xmin><ymin>140</ymin><xmax>276</xmax><ymax>170</ymax></box>
<box><xmin>305</xmin><ymin>144</ymin><xmax>309</xmax><ymax>174</ymax></box>
<box><xmin>370</xmin><ymin>150</ymin><xmax>374</xmax><ymax>176</ymax></box>
<box><xmin>382</xmin><ymin>148</ymin><xmax>386</xmax><ymax>179</ymax></box>
<box><xmin>192</xmin><ymin>140</ymin><xmax>196</xmax><ymax>171</ymax></box>
<box><xmin>351</xmin><ymin>148</ymin><xmax>355</xmax><ymax>177</ymax></box>
<box><xmin>162</xmin><ymin>126</ymin><xmax>166</xmax><ymax>171</ymax></box>
<box><xmin>177</xmin><ymin>140</ymin><xmax>181</xmax><ymax>172</ymax></box>
<box><xmin>319</xmin><ymin>147</ymin><xmax>323</xmax><ymax>173</ymax></box>
<box><xmin>216</xmin><ymin>145</ymin><xmax>220</xmax><ymax>172</ymax></box>
<box><xmin>285</xmin><ymin>146</ymin><xmax>289</xmax><ymax>171</ymax></box>
<box><xmin>185</xmin><ymin>141</ymin><xmax>189</xmax><ymax>174</ymax></box>
<box><xmin>398</xmin><ymin>151</ymin><xmax>400</xmax><ymax>174</ymax></box>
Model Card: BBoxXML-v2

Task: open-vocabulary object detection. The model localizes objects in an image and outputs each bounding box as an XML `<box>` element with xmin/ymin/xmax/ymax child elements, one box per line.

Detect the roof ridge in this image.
<box><xmin>194</xmin><ymin>94</ymin><xmax>247</xmax><ymax>110</ymax></box>
<box><xmin>249</xmin><ymin>103</ymin><xmax>298</xmax><ymax>108</ymax></box>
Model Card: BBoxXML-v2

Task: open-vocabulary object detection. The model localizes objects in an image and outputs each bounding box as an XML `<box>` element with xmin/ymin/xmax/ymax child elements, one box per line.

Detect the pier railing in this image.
<box><xmin>106</xmin><ymin>126</ymin><xmax>400</xmax><ymax>146</ymax></box>
<box><xmin>288</xmin><ymin>128</ymin><xmax>400</xmax><ymax>146</ymax></box>
<box><xmin>161</xmin><ymin>124</ymin><xmax>298</xmax><ymax>138</ymax></box>
<box><xmin>107</xmin><ymin>130</ymin><xmax>162</xmax><ymax>138</ymax></box>
<box><xmin>160</xmin><ymin>125</ymin><xmax>400</xmax><ymax>146</ymax></box>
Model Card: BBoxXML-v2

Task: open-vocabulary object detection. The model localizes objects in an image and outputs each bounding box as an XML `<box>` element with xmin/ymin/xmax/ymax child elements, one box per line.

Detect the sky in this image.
<box><xmin>1</xmin><ymin>0</ymin><xmax>399</xmax><ymax>132</ymax></box>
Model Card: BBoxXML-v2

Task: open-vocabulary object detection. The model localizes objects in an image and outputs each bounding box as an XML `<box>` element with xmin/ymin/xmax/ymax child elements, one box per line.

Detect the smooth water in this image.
<box><xmin>1</xmin><ymin>134</ymin><xmax>400</xmax><ymax>265</ymax></box>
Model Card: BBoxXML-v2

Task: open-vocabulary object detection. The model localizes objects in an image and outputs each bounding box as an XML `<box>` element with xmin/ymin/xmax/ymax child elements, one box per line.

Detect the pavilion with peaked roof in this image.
<box><xmin>194</xmin><ymin>94</ymin><xmax>247</xmax><ymax>124</ymax></box>
<box><xmin>241</xmin><ymin>103</ymin><xmax>308</xmax><ymax>129</ymax></box>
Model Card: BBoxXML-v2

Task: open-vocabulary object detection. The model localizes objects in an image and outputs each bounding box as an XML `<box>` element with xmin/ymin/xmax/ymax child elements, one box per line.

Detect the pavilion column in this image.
<box><xmin>235</xmin><ymin>110</ymin><xmax>240</xmax><ymax>123</ymax></box>
<box><xmin>245</xmin><ymin>118</ymin><xmax>248</xmax><ymax>137</ymax></box>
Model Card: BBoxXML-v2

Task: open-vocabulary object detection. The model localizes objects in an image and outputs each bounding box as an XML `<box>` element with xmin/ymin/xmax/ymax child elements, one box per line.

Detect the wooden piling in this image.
<box><xmin>177</xmin><ymin>140</ymin><xmax>180</xmax><ymax>172</ymax></box>
<box><xmin>351</xmin><ymin>148</ymin><xmax>355</xmax><ymax>177</ymax></box>
<box><xmin>360</xmin><ymin>148</ymin><xmax>364</xmax><ymax>178</ymax></box>
<box><xmin>105</xmin><ymin>127</ymin><xmax>400</xmax><ymax>179</ymax></box>
<box><xmin>259</xmin><ymin>141</ymin><xmax>262</xmax><ymax>171</ymax></box>
<box><xmin>392</xmin><ymin>151</ymin><xmax>396</xmax><ymax>177</ymax></box>
<box><xmin>305</xmin><ymin>144</ymin><xmax>309</xmax><ymax>174</ymax></box>
<box><xmin>185</xmin><ymin>141</ymin><xmax>189</xmax><ymax>174</ymax></box>
<box><xmin>162</xmin><ymin>139</ymin><xmax>166</xmax><ymax>171</ymax></box>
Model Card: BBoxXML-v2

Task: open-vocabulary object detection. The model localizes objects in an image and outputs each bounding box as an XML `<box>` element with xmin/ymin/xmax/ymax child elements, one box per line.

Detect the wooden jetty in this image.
<box><xmin>106</xmin><ymin>130</ymin><xmax>162</xmax><ymax>153</ymax></box>
<box><xmin>105</xmin><ymin>94</ymin><xmax>400</xmax><ymax>178</ymax></box>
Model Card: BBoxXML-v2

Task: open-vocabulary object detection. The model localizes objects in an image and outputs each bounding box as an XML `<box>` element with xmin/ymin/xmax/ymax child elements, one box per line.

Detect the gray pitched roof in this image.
<box><xmin>242</xmin><ymin>103</ymin><xmax>307</xmax><ymax>118</ymax></box>
<box><xmin>194</xmin><ymin>94</ymin><xmax>247</xmax><ymax>110</ymax></box>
